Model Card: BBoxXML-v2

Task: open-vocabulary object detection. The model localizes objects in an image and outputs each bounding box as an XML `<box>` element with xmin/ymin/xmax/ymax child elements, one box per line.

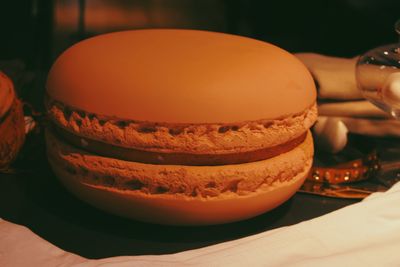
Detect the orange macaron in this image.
<box><xmin>45</xmin><ymin>29</ymin><xmax>317</xmax><ymax>225</ymax></box>
<box><xmin>0</xmin><ymin>72</ymin><xmax>25</xmax><ymax>170</ymax></box>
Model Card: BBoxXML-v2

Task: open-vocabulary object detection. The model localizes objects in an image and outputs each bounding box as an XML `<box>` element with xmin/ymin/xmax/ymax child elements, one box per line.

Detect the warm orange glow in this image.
<box><xmin>54</xmin><ymin>0</ymin><xmax>78</xmax><ymax>30</ymax></box>
<box><xmin>52</xmin><ymin>0</ymin><xmax>227</xmax><ymax>57</ymax></box>
<box><xmin>54</xmin><ymin>0</ymin><xmax>226</xmax><ymax>32</ymax></box>
<box><xmin>85</xmin><ymin>1</ymin><xmax>150</xmax><ymax>31</ymax></box>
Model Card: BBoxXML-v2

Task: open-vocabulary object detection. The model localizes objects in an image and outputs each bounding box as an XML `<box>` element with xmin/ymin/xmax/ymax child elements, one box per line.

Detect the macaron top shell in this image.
<box><xmin>47</xmin><ymin>29</ymin><xmax>316</xmax><ymax>124</ymax></box>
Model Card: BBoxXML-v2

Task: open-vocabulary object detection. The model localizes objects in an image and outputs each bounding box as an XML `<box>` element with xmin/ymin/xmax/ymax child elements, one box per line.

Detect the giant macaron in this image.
<box><xmin>45</xmin><ymin>29</ymin><xmax>317</xmax><ymax>225</ymax></box>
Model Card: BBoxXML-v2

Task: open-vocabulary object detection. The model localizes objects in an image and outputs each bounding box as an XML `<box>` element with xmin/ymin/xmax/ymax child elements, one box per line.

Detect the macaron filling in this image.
<box><xmin>46</xmin><ymin>129</ymin><xmax>314</xmax><ymax>198</ymax></box>
<box><xmin>46</xmin><ymin>97</ymin><xmax>316</xmax><ymax>165</ymax></box>
<box><xmin>51</xmin><ymin>122</ymin><xmax>307</xmax><ymax>165</ymax></box>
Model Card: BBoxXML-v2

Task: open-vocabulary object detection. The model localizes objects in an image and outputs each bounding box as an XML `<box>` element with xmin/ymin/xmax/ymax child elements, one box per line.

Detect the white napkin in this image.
<box><xmin>0</xmin><ymin>219</ymin><xmax>86</xmax><ymax>266</ymax></box>
<box><xmin>2</xmin><ymin>181</ymin><xmax>400</xmax><ymax>267</ymax></box>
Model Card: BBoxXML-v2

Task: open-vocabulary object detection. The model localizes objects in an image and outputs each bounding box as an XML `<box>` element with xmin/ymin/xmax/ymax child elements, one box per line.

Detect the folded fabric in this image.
<box><xmin>0</xmin><ymin>219</ymin><xmax>86</xmax><ymax>266</ymax></box>
<box><xmin>312</xmin><ymin>115</ymin><xmax>400</xmax><ymax>153</ymax></box>
<box><xmin>296</xmin><ymin>53</ymin><xmax>400</xmax><ymax>152</ymax></box>
<box><xmin>324</xmin><ymin>116</ymin><xmax>400</xmax><ymax>137</ymax></box>
<box><xmin>318</xmin><ymin>100</ymin><xmax>389</xmax><ymax>118</ymax></box>
<box><xmin>295</xmin><ymin>53</ymin><xmax>362</xmax><ymax>100</ymax></box>
<box><xmin>316</xmin><ymin>101</ymin><xmax>400</xmax><ymax>139</ymax></box>
<box><xmin>1</xmin><ymin>181</ymin><xmax>400</xmax><ymax>267</ymax></box>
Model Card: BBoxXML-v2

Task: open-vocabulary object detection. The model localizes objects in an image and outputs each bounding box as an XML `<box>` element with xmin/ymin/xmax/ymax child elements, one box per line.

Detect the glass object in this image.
<box><xmin>356</xmin><ymin>20</ymin><xmax>400</xmax><ymax>118</ymax></box>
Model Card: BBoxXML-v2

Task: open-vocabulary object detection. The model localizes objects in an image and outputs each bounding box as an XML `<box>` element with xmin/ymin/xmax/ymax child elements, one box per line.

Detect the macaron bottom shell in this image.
<box><xmin>46</xmin><ymin>129</ymin><xmax>313</xmax><ymax>225</ymax></box>
<box><xmin>50</xmin><ymin>161</ymin><xmax>310</xmax><ymax>225</ymax></box>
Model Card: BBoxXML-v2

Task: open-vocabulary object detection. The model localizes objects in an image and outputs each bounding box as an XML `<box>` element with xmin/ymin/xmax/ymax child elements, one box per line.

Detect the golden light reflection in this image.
<box><xmin>52</xmin><ymin>0</ymin><xmax>227</xmax><ymax>58</ymax></box>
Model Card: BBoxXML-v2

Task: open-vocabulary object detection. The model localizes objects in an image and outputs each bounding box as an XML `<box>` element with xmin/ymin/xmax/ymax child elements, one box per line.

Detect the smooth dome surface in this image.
<box><xmin>47</xmin><ymin>29</ymin><xmax>316</xmax><ymax>123</ymax></box>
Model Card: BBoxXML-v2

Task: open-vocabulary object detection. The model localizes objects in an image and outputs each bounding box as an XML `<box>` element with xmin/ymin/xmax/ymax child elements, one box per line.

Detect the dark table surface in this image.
<box><xmin>0</xmin><ymin>132</ymin><xmax>360</xmax><ymax>259</ymax></box>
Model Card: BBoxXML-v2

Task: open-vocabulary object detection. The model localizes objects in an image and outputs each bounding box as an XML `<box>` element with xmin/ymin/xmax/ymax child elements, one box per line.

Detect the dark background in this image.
<box><xmin>1</xmin><ymin>0</ymin><xmax>400</xmax><ymax>71</ymax></box>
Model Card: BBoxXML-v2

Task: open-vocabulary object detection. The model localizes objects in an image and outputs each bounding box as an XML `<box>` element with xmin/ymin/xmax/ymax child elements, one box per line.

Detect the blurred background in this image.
<box><xmin>1</xmin><ymin>0</ymin><xmax>400</xmax><ymax>72</ymax></box>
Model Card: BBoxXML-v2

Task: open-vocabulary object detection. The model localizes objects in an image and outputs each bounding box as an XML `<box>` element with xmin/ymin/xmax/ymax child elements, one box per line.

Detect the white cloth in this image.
<box><xmin>2</xmin><ymin>181</ymin><xmax>400</xmax><ymax>267</ymax></box>
<box><xmin>0</xmin><ymin>220</ymin><xmax>86</xmax><ymax>266</ymax></box>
